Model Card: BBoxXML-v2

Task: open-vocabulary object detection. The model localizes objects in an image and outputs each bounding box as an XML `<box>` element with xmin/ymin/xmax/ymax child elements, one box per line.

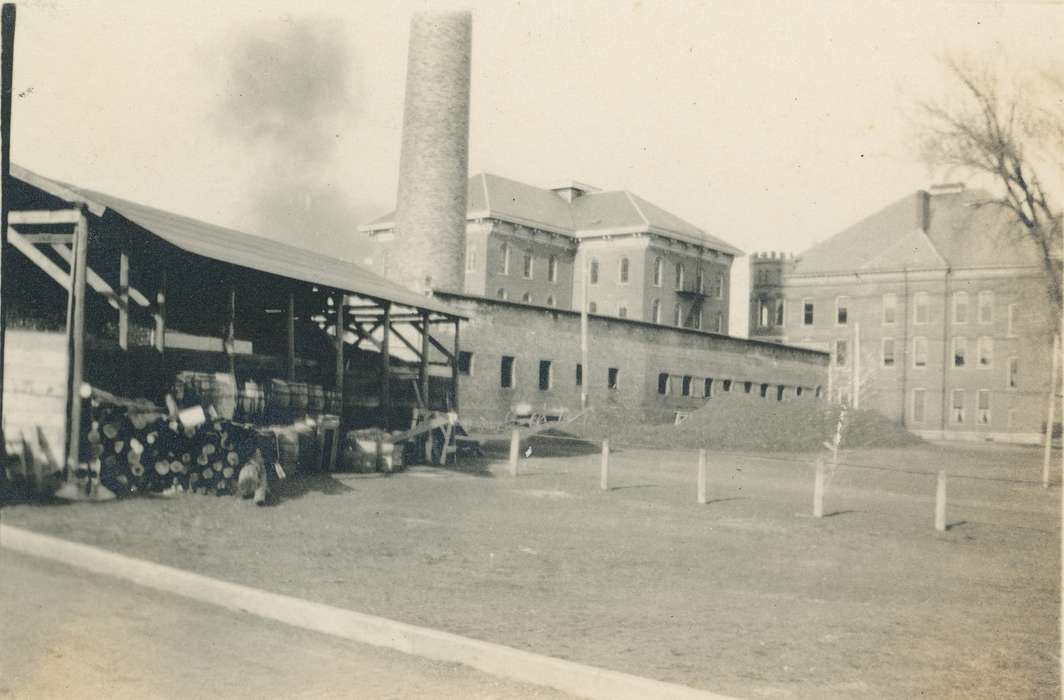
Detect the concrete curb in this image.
<box><xmin>1</xmin><ymin>524</ymin><xmax>740</xmax><ymax>700</ymax></box>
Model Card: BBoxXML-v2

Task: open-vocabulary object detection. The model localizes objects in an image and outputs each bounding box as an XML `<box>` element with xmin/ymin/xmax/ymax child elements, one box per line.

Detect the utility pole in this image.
<box><xmin>580</xmin><ymin>255</ymin><xmax>589</xmax><ymax>410</ymax></box>
<box><xmin>0</xmin><ymin>4</ymin><xmax>17</xmax><ymax>445</ymax></box>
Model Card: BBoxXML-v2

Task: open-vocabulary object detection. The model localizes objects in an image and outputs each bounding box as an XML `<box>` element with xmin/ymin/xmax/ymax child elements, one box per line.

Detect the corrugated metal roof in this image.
<box><xmin>12</xmin><ymin>164</ymin><xmax>464</xmax><ymax>318</ymax></box>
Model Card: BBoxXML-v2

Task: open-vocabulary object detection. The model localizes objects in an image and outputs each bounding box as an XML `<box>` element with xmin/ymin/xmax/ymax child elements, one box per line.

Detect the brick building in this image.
<box><xmin>749</xmin><ymin>184</ymin><xmax>1056</xmax><ymax>444</ymax></box>
<box><xmin>359</xmin><ymin>173</ymin><xmax>740</xmax><ymax>333</ymax></box>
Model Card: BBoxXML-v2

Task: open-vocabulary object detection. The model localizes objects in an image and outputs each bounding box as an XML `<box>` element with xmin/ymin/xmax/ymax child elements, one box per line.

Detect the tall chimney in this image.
<box><xmin>393</xmin><ymin>10</ymin><xmax>472</xmax><ymax>295</ymax></box>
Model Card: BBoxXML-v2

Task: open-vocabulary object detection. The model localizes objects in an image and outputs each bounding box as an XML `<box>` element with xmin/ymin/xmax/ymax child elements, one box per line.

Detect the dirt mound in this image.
<box><xmin>567</xmin><ymin>397</ymin><xmax>920</xmax><ymax>452</ymax></box>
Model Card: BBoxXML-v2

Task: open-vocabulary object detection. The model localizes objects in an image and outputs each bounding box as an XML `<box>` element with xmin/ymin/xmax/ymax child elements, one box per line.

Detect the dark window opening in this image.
<box><xmin>803</xmin><ymin>302</ymin><xmax>814</xmax><ymax>325</ymax></box>
<box><xmin>796</xmin><ymin>386</ymin><xmax>803</xmax><ymax>397</ymax></box>
<box><xmin>744</xmin><ymin>381</ymin><xmax>752</xmax><ymax>394</ymax></box>
<box><xmin>723</xmin><ymin>379</ymin><xmax>732</xmax><ymax>392</ymax></box>
<box><xmin>704</xmin><ymin>378</ymin><xmax>713</xmax><ymax>398</ymax></box>
<box><xmin>500</xmin><ymin>356</ymin><xmax>515</xmax><ymax>388</ymax></box>
<box><xmin>776</xmin><ymin>385</ymin><xmax>785</xmax><ymax>401</ymax></box>
<box><xmin>607</xmin><ymin>368</ymin><xmax>619</xmax><ymax>390</ymax></box>
<box><xmin>538</xmin><ymin>360</ymin><xmax>552</xmax><ymax>390</ymax></box>
<box><xmin>815</xmin><ymin>386</ymin><xmax>822</xmax><ymax>398</ymax></box>
<box><xmin>657</xmin><ymin>373</ymin><xmax>670</xmax><ymax>395</ymax></box>
<box><xmin>457</xmin><ymin>351</ymin><xmax>473</xmax><ymax>376</ymax></box>
<box><xmin>759</xmin><ymin>383</ymin><xmax>768</xmax><ymax>398</ymax></box>
<box><xmin>575</xmin><ymin>363</ymin><xmax>583</xmax><ymax>386</ymax></box>
<box><xmin>682</xmin><ymin>376</ymin><xmax>692</xmax><ymax>397</ymax></box>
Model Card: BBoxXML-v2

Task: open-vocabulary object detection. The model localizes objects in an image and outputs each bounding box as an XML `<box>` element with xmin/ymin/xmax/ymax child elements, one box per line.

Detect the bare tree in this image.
<box><xmin>918</xmin><ymin>57</ymin><xmax>1063</xmax><ymax>319</ymax></box>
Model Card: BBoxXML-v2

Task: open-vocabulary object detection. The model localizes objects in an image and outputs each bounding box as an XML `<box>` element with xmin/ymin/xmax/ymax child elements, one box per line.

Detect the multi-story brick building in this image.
<box><xmin>749</xmin><ymin>183</ymin><xmax>1057</xmax><ymax>444</ymax></box>
<box><xmin>359</xmin><ymin>173</ymin><xmax>740</xmax><ymax>333</ymax></box>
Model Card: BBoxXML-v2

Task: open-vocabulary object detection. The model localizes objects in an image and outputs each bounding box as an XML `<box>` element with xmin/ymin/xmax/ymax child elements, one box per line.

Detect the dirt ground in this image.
<box><xmin>2</xmin><ymin>440</ymin><xmax>1059</xmax><ymax>699</ymax></box>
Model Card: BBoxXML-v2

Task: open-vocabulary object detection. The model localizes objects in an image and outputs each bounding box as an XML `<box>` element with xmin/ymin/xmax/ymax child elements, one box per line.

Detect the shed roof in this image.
<box><xmin>12</xmin><ymin>164</ymin><xmax>463</xmax><ymax>319</ymax></box>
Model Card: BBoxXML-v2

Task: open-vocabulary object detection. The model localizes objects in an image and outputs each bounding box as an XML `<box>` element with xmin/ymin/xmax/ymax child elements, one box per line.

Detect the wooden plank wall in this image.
<box><xmin>3</xmin><ymin>329</ymin><xmax>67</xmax><ymax>470</ymax></box>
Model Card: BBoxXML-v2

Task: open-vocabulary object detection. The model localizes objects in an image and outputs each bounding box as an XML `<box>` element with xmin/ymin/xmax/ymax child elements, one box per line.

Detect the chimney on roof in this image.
<box><xmin>916</xmin><ymin>190</ymin><xmax>931</xmax><ymax>232</ymax></box>
<box><xmin>551</xmin><ymin>181</ymin><xmax>600</xmax><ymax>203</ymax></box>
<box><xmin>929</xmin><ymin>182</ymin><xmax>965</xmax><ymax>196</ymax></box>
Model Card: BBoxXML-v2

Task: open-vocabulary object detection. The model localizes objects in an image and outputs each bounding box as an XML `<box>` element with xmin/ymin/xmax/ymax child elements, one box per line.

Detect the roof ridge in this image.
<box><xmin>480</xmin><ymin>172</ymin><xmax>491</xmax><ymax>213</ymax></box>
<box><xmin>623</xmin><ymin>190</ymin><xmax>651</xmax><ymax>227</ymax></box>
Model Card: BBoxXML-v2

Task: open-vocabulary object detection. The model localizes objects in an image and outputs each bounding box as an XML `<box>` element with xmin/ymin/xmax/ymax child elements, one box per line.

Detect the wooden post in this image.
<box><xmin>154</xmin><ymin>268</ymin><xmax>166</xmax><ymax>353</ymax></box>
<box><xmin>935</xmin><ymin>470</ymin><xmax>947</xmax><ymax>532</ymax></box>
<box><xmin>508</xmin><ymin>428</ymin><xmax>519</xmax><ymax>477</ymax></box>
<box><xmin>334</xmin><ymin>294</ymin><xmax>345</xmax><ymax>390</ymax></box>
<box><xmin>697</xmin><ymin>448</ymin><xmax>707</xmax><ymax>504</ymax></box>
<box><xmin>451</xmin><ymin>318</ymin><xmax>460</xmax><ymax>413</ymax></box>
<box><xmin>65</xmin><ymin>206</ymin><xmax>89</xmax><ymax>473</ymax></box>
<box><xmin>118</xmin><ymin>249</ymin><xmax>129</xmax><ymax>350</ymax></box>
<box><xmin>380</xmin><ymin>303</ymin><xmax>391</xmax><ymax>420</ymax></box>
<box><xmin>600</xmin><ymin>438</ymin><xmax>609</xmax><ymax>490</ymax></box>
<box><xmin>0</xmin><ymin>4</ymin><xmax>15</xmax><ymax>438</ymax></box>
<box><xmin>813</xmin><ymin>457</ymin><xmax>825</xmax><ymax>518</ymax></box>
<box><xmin>1044</xmin><ymin>334</ymin><xmax>1059</xmax><ymax>488</ymax></box>
<box><xmin>852</xmin><ymin>321</ymin><xmax>861</xmax><ymax>409</ymax></box>
<box><xmin>420</xmin><ymin>310</ymin><xmax>431</xmax><ymax>411</ymax></box>
<box><xmin>226</xmin><ymin>284</ymin><xmax>236</xmax><ymax>379</ymax></box>
<box><xmin>286</xmin><ymin>289</ymin><xmax>296</xmax><ymax>381</ymax></box>
<box><xmin>580</xmin><ymin>257</ymin><xmax>589</xmax><ymax>410</ymax></box>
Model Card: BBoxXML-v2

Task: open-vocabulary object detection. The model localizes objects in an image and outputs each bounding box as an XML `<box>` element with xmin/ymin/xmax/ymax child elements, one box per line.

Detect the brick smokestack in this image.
<box><xmin>393</xmin><ymin>10</ymin><xmax>472</xmax><ymax>295</ymax></box>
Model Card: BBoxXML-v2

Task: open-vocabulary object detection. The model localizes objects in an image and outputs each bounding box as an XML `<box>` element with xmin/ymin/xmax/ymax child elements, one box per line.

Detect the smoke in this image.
<box><xmin>210</xmin><ymin>17</ymin><xmax>379</xmax><ymax>258</ymax></box>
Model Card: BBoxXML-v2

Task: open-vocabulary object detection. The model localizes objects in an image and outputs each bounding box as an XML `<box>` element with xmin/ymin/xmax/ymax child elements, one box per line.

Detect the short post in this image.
<box><xmin>508</xmin><ymin>428</ymin><xmax>519</xmax><ymax>477</ymax></box>
<box><xmin>600</xmin><ymin>439</ymin><xmax>609</xmax><ymax>490</ymax></box>
<box><xmin>813</xmin><ymin>457</ymin><xmax>825</xmax><ymax>518</ymax></box>
<box><xmin>697</xmin><ymin>448</ymin><xmax>707</xmax><ymax>505</ymax></box>
<box><xmin>935</xmin><ymin>470</ymin><xmax>947</xmax><ymax>532</ymax></box>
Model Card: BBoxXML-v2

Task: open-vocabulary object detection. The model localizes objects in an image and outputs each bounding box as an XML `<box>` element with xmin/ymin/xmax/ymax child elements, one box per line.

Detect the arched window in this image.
<box><xmin>546</xmin><ymin>295</ymin><xmax>556</xmax><ymax>307</ymax></box>
<box><xmin>522</xmin><ymin>292</ymin><xmax>533</xmax><ymax>304</ymax></box>
<box><xmin>589</xmin><ymin>258</ymin><xmax>600</xmax><ymax>285</ymax></box>
<box><xmin>522</xmin><ymin>250</ymin><xmax>534</xmax><ymax>279</ymax></box>
<box><xmin>588</xmin><ymin>301</ymin><xmax>597</xmax><ymax>313</ymax></box>
<box><xmin>695</xmin><ymin>306</ymin><xmax>703</xmax><ymax>330</ymax></box>
<box><xmin>674</xmin><ymin>263</ymin><xmax>685</xmax><ymax>291</ymax></box>
<box><xmin>548</xmin><ymin>255</ymin><xmax>558</xmax><ymax>283</ymax></box>
<box><xmin>653</xmin><ymin>257</ymin><xmax>663</xmax><ymax>287</ymax></box>
<box><xmin>497</xmin><ymin>288</ymin><xmax>507</xmax><ymax>300</ymax></box>
<box><xmin>619</xmin><ymin>257</ymin><xmax>630</xmax><ymax>284</ymax></box>
<box><xmin>715</xmin><ymin>312</ymin><xmax>723</xmax><ymax>332</ymax></box>
<box><xmin>500</xmin><ymin>243</ymin><xmax>510</xmax><ymax>274</ymax></box>
<box><xmin>759</xmin><ymin>301</ymin><xmax>769</xmax><ymax>327</ymax></box>
<box><xmin>466</xmin><ymin>246</ymin><xmax>477</xmax><ymax>272</ymax></box>
<box><xmin>696</xmin><ymin>268</ymin><xmax>704</xmax><ymax>292</ymax></box>
<box><xmin>674</xmin><ymin>303</ymin><xmax>683</xmax><ymax>327</ymax></box>
<box><xmin>618</xmin><ymin>305</ymin><xmax>628</xmax><ymax>319</ymax></box>
<box><xmin>651</xmin><ymin>299</ymin><xmax>661</xmax><ymax>323</ymax></box>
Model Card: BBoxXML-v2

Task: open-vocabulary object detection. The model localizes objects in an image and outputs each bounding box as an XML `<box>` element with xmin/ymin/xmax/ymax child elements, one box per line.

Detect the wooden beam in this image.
<box><xmin>335</xmin><ymin>294</ymin><xmax>345</xmax><ymax>392</ymax></box>
<box><xmin>50</xmin><ymin>244</ymin><xmax>119</xmax><ymax>310</ymax></box>
<box><xmin>389</xmin><ymin>322</ymin><xmax>422</xmax><ymax>359</ymax></box>
<box><xmin>66</xmin><ymin>206</ymin><xmax>89</xmax><ymax>473</ymax></box>
<box><xmin>19</xmin><ymin>232</ymin><xmax>73</xmax><ymax>245</ymax></box>
<box><xmin>8</xmin><ymin>227</ymin><xmax>70</xmax><ymax>290</ymax></box>
<box><xmin>154</xmin><ymin>269</ymin><xmax>166</xmax><ymax>353</ymax></box>
<box><xmin>118</xmin><ymin>249</ymin><xmax>129</xmax><ymax>349</ymax></box>
<box><xmin>419</xmin><ymin>310</ymin><xmax>430</xmax><ymax>411</ymax></box>
<box><xmin>226</xmin><ymin>285</ymin><xmax>236</xmax><ymax>378</ymax></box>
<box><xmin>0</xmin><ymin>4</ymin><xmax>14</xmax><ymax>440</ymax></box>
<box><xmin>9</xmin><ymin>208</ymin><xmax>80</xmax><ymax>225</ymax></box>
<box><xmin>427</xmin><ymin>332</ymin><xmax>454</xmax><ymax>363</ymax></box>
<box><xmin>452</xmin><ymin>319</ymin><xmax>460</xmax><ymax>413</ymax></box>
<box><xmin>349</xmin><ymin>321</ymin><xmax>382</xmax><ymax>351</ymax></box>
<box><xmin>286</xmin><ymin>290</ymin><xmax>296</xmax><ymax>381</ymax></box>
<box><xmin>380</xmin><ymin>303</ymin><xmax>391</xmax><ymax>420</ymax></box>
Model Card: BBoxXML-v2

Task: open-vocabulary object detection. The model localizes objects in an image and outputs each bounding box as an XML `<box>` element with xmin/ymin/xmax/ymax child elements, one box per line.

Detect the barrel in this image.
<box><xmin>324</xmin><ymin>389</ymin><xmax>342</xmax><ymax>415</ymax></box>
<box><xmin>307</xmin><ymin>384</ymin><xmax>325</xmax><ymax>413</ymax></box>
<box><xmin>289</xmin><ymin>382</ymin><xmax>309</xmax><ymax>411</ymax></box>
<box><xmin>270</xmin><ymin>379</ymin><xmax>291</xmax><ymax>409</ymax></box>
<box><xmin>210</xmin><ymin>373</ymin><xmax>237</xmax><ymax>419</ymax></box>
<box><xmin>239</xmin><ymin>380</ymin><xmax>264</xmax><ymax>418</ymax></box>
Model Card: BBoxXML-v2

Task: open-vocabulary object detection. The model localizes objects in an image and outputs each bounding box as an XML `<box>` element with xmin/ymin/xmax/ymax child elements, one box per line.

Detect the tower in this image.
<box><xmin>749</xmin><ymin>251</ymin><xmax>790</xmax><ymax>342</ymax></box>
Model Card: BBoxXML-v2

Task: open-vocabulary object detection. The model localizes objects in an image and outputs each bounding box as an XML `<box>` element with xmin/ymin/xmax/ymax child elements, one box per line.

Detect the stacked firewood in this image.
<box><xmin>87</xmin><ymin>399</ymin><xmax>279</xmax><ymax>500</ymax></box>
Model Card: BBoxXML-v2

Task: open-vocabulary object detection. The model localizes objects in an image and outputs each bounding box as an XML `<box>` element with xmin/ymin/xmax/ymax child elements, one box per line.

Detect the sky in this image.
<box><xmin>10</xmin><ymin>0</ymin><xmax>1064</xmax><ymax>335</ymax></box>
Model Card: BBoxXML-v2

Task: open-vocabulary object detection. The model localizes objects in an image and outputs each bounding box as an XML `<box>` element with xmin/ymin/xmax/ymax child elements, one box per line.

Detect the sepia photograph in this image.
<box><xmin>0</xmin><ymin>1</ymin><xmax>1061</xmax><ymax>698</ymax></box>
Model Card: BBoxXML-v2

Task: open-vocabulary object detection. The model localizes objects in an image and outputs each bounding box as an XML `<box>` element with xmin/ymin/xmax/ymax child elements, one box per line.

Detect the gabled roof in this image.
<box><xmin>792</xmin><ymin>187</ymin><xmax>1042</xmax><ymax>275</ymax></box>
<box><xmin>12</xmin><ymin>164</ymin><xmax>464</xmax><ymax>318</ymax></box>
<box><xmin>361</xmin><ymin>172</ymin><xmax>743</xmax><ymax>256</ymax></box>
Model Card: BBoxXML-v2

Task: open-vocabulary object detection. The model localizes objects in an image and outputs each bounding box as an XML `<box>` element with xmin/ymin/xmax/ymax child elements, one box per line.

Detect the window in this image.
<box><xmin>914</xmin><ymin>292</ymin><xmax>929</xmax><ymax>324</ymax></box>
<box><xmin>882</xmin><ymin>337</ymin><xmax>895</xmax><ymax>367</ymax></box>
<box><xmin>466</xmin><ymin>246</ymin><xmax>477</xmax><ymax>272</ymax></box>
<box><xmin>575</xmin><ymin>363</ymin><xmax>583</xmax><ymax>386</ymax></box>
<box><xmin>523</xmin><ymin>250</ymin><xmax>533</xmax><ymax>279</ymax></box>
<box><xmin>912</xmin><ymin>388</ymin><xmax>927</xmax><ymax>424</ymax></box>
<box><xmin>715</xmin><ymin>276</ymin><xmax>724</xmax><ymax>299</ymax></box>
<box><xmin>696</xmin><ymin>268</ymin><xmax>705</xmax><ymax>293</ymax></box>
<box><xmin>723</xmin><ymin>379</ymin><xmax>732</xmax><ymax>392</ymax></box>
<box><xmin>618</xmin><ymin>305</ymin><xmax>628</xmax><ymax>319</ymax></box>
<box><xmin>674</xmin><ymin>304</ymin><xmax>683</xmax><ymax>327</ymax></box>
<box><xmin>835</xmin><ymin>339</ymin><xmax>848</xmax><ymax>366</ymax></box>
<box><xmin>457</xmin><ymin>351</ymin><xmax>473</xmax><ymax>376</ymax></box>
<box><xmin>715</xmin><ymin>312</ymin><xmax>723</xmax><ymax>333</ymax></box>
<box><xmin>695</xmin><ymin>307</ymin><xmax>703</xmax><ymax>330</ymax></box>
<box><xmin>522</xmin><ymin>292</ymin><xmax>533</xmax><ymax>304</ymax></box>
<box><xmin>815</xmin><ymin>386</ymin><xmax>823</xmax><ymax>399</ymax></box>
<box><xmin>775</xmin><ymin>299</ymin><xmax>784</xmax><ymax>326</ymax></box>
<box><xmin>743</xmin><ymin>381</ymin><xmax>752</xmax><ymax>394</ymax></box>
<box><xmin>651</xmin><ymin>299</ymin><xmax>661</xmax><ymax>324</ymax></box>
<box><xmin>548</xmin><ymin>255</ymin><xmax>558</xmax><ymax>283</ymax></box>
<box><xmin>703</xmin><ymin>378</ymin><xmax>713</xmax><ymax>398</ymax></box>
<box><xmin>546</xmin><ymin>295</ymin><xmax>556</xmax><ymax>307</ymax></box>
<box><xmin>1007</xmin><ymin>303</ymin><xmax>1018</xmax><ymax>336</ymax></box>
<box><xmin>658</xmin><ymin>373</ymin><xmax>670</xmax><ymax>395</ymax></box>
<box><xmin>882</xmin><ymin>293</ymin><xmax>896</xmax><ymax>324</ymax></box>
<box><xmin>978</xmin><ymin>291</ymin><xmax>994</xmax><ymax>323</ymax></box>
<box><xmin>674</xmin><ymin>263</ymin><xmax>685</xmax><ymax>291</ymax></box>
<box><xmin>952</xmin><ymin>336</ymin><xmax>967</xmax><ymax>368</ymax></box>
<box><xmin>619</xmin><ymin>257</ymin><xmax>630</xmax><ymax>284</ymax></box>
<box><xmin>913</xmin><ymin>336</ymin><xmax>928</xmax><ymax>368</ymax></box>
<box><xmin>977</xmin><ymin>389</ymin><xmax>991</xmax><ymax>425</ymax></box>
<box><xmin>607</xmin><ymin>367</ymin><xmax>619</xmax><ymax>390</ymax></box>
<box><xmin>952</xmin><ymin>291</ymin><xmax>968</xmax><ymax>324</ymax></box>
<box><xmin>1007</xmin><ymin>356</ymin><xmax>1019</xmax><ymax>389</ymax></box>
<box><xmin>836</xmin><ymin>296</ymin><xmax>849</xmax><ymax>325</ymax></box>
<box><xmin>538</xmin><ymin>360</ymin><xmax>552</xmax><ymax>390</ymax></box>
<box><xmin>496</xmin><ymin>288</ymin><xmax>508</xmax><ymax>300</ymax></box>
<box><xmin>977</xmin><ymin>336</ymin><xmax>993</xmax><ymax>368</ymax></box>
<box><xmin>759</xmin><ymin>383</ymin><xmax>768</xmax><ymax>398</ymax></box>
<box><xmin>501</xmin><ymin>243</ymin><xmax>510</xmax><ymax>275</ymax></box>
<box><xmin>589</xmin><ymin>258</ymin><xmax>599</xmax><ymax>285</ymax></box>
<box><xmin>682</xmin><ymin>376</ymin><xmax>692</xmax><ymax>397</ymax></box>
<box><xmin>759</xmin><ymin>301</ymin><xmax>770</xmax><ymax>328</ymax></box>
<box><xmin>796</xmin><ymin>386</ymin><xmax>804</xmax><ymax>397</ymax></box>
<box><xmin>653</xmin><ymin>257</ymin><xmax>663</xmax><ymax>287</ymax></box>
<box><xmin>803</xmin><ymin>299</ymin><xmax>814</xmax><ymax>326</ymax></box>
<box><xmin>588</xmin><ymin>301</ymin><xmax>597</xmax><ymax>313</ymax></box>
<box><xmin>776</xmin><ymin>385</ymin><xmax>785</xmax><ymax>401</ymax></box>
<box><xmin>951</xmin><ymin>389</ymin><xmax>965</xmax><ymax>424</ymax></box>
<box><xmin>500</xmin><ymin>356</ymin><xmax>515</xmax><ymax>388</ymax></box>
